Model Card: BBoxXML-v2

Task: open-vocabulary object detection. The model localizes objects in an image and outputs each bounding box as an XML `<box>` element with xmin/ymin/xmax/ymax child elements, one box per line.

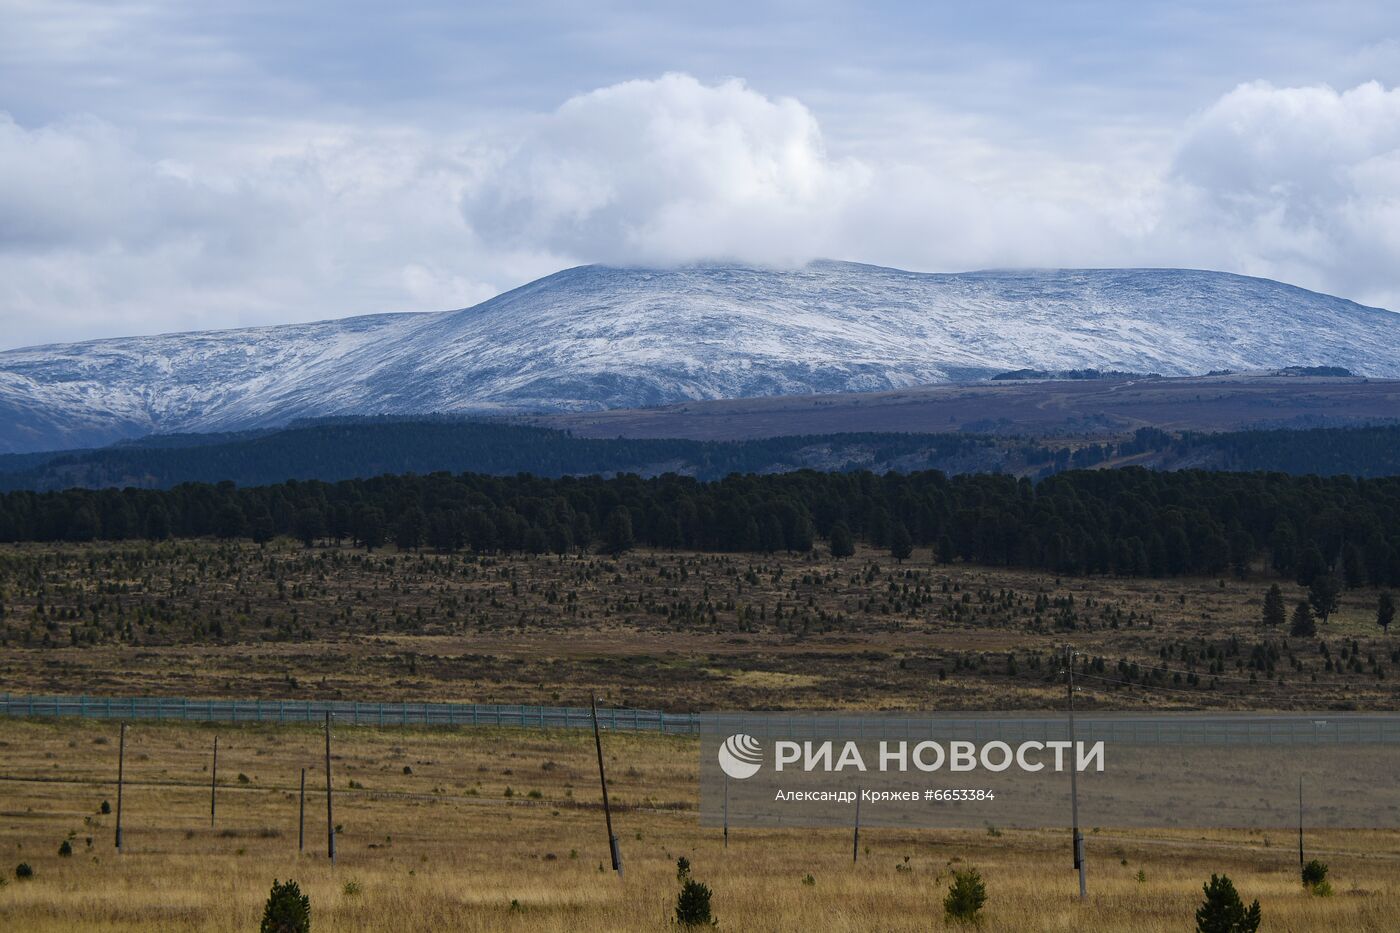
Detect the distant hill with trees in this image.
<box><xmin>4</xmin><ymin>419</ymin><xmax>1400</xmax><ymax>494</ymax></box>
<box><xmin>0</xmin><ymin>419</ymin><xmax>1045</xmax><ymax>491</ymax></box>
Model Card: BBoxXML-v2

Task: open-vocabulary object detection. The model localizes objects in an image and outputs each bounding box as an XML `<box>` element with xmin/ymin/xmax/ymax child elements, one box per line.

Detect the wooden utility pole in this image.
<box><xmin>590</xmin><ymin>696</ymin><xmax>622</xmax><ymax>876</ymax></box>
<box><xmin>115</xmin><ymin>722</ymin><xmax>126</xmax><ymax>853</ymax></box>
<box><xmin>852</xmin><ymin>787</ymin><xmax>862</xmax><ymax>862</ymax></box>
<box><xmin>210</xmin><ymin>735</ymin><xmax>219</xmax><ymax>828</ymax></box>
<box><xmin>1065</xmin><ymin>646</ymin><xmax>1086</xmax><ymax>900</ymax></box>
<box><xmin>723</xmin><ymin>775</ymin><xmax>729</xmax><ymax>850</ymax></box>
<box><xmin>325</xmin><ymin>712</ymin><xmax>335</xmax><ymax>864</ymax></box>
<box><xmin>298</xmin><ymin>767</ymin><xmax>306</xmax><ymax>854</ymax></box>
<box><xmin>1298</xmin><ymin>776</ymin><xmax>1305</xmax><ymax>872</ymax></box>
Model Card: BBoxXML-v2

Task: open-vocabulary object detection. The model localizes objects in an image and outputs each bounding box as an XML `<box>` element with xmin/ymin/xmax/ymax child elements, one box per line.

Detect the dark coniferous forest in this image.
<box><xmin>2</xmin><ymin>467</ymin><xmax>1398</xmax><ymax>586</ymax></box>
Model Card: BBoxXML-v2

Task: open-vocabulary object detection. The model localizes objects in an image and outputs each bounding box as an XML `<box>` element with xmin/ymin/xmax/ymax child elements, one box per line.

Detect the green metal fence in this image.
<box><xmin>0</xmin><ymin>693</ymin><xmax>700</xmax><ymax>734</ymax></box>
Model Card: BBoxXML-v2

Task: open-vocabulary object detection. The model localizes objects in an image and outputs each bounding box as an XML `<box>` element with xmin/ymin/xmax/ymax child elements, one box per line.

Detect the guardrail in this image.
<box><xmin>0</xmin><ymin>693</ymin><xmax>700</xmax><ymax>734</ymax></box>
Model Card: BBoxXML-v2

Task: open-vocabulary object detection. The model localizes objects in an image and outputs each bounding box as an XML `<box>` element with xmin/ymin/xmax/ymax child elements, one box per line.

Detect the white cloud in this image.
<box><xmin>1156</xmin><ymin>80</ymin><xmax>1400</xmax><ymax>308</ymax></box>
<box><xmin>0</xmin><ymin>114</ymin><xmax>236</xmax><ymax>251</ymax></box>
<box><xmin>463</xmin><ymin>73</ymin><xmax>1142</xmax><ymax>273</ymax></box>
<box><xmin>0</xmin><ymin>113</ymin><xmax>557</xmax><ymax>346</ymax></box>
<box><xmin>3</xmin><ymin>74</ymin><xmax>1400</xmax><ymax>350</ymax></box>
<box><xmin>464</xmin><ymin>73</ymin><xmax>868</xmax><ymax>267</ymax></box>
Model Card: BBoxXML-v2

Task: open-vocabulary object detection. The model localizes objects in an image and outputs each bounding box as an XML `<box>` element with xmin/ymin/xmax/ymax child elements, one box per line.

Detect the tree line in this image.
<box><xmin>2</xmin><ymin>467</ymin><xmax>1399</xmax><ymax>585</ymax></box>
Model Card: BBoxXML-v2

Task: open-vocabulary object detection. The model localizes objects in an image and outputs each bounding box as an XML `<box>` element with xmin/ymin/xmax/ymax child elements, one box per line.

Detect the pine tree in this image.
<box><xmin>549</xmin><ymin>523</ymin><xmax>575</xmax><ymax>556</ymax></box>
<box><xmin>790</xmin><ymin>515</ymin><xmax>816</xmax><ymax>553</ymax></box>
<box><xmin>1378</xmin><ymin>592</ymin><xmax>1396</xmax><ymax>635</ymax></box>
<box><xmin>260</xmin><ymin>879</ymin><xmax>311</xmax><ymax>933</ymax></box>
<box><xmin>1343</xmin><ymin>543</ymin><xmax>1367</xmax><ymax>588</ymax></box>
<box><xmin>392</xmin><ymin>504</ymin><xmax>422</xmax><ymax>549</ymax></box>
<box><xmin>1195</xmin><ymin>874</ymin><xmax>1260</xmax><ymax>933</ymax></box>
<box><xmin>674</xmin><ymin>875</ymin><xmax>714</xmax><ymax>927</ymax></box>
<box><xmin>943</xmin><ymin>868</ymin><xmax>987</xmax><ymax>924</ymax></box>
<box><xmin>1165</xmin><ymin>527</ymin><xmax>1193</xmax><ymax>575</ymax></box>
<box><xmin>1308</xmin><ymin>574</ymin><xmax>1341</xmax><ymax>624</ymax></box>
<box><xmin>1295</xmin><ymin>544</ymin><xmax>1327</xmax><ymax>587</ymax></box>
<box><xmin>602</xmin><ymin>508</ymin><xmax>634</xmax><ymax>555</ymax></box>
<box><xmin>1290</xmin><ymin>601</ymin><xmax>1316</xmax><ymax>638</ymax></box>
<box><xmin>354</xmin><ymin>506</ymin><xmax>386</xmax><ymax>551</ymax></box>
<box><xmin>1269</xmin><ymin>521</ymin><xmax>1297</xmax><ymax>576</ymax></box>
<box><xmin>294</xmin><ymin>508</ymin><xmax>325</xmax><ymax>548</ymax></box>
<box><xmin>889</xmin><ymin>523</ymin><xmax>913</xmax><ymax>563</ymax></box>
<box><xmin>1262</xmin><ymin>584</ymin><xmax>1286</xmax><ymax>627</ymax></box>
<box><xmin>828</xmin><ymin>521</ymin><xmax>855</xmax><ymax>559</ymax></box>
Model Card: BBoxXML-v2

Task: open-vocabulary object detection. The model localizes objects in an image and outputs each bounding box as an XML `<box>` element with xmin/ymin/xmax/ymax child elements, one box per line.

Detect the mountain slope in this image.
<box><xmin>3</xmin><ymin>261</ymin><xmax>1399</xmax><ymax>453</ymax></box>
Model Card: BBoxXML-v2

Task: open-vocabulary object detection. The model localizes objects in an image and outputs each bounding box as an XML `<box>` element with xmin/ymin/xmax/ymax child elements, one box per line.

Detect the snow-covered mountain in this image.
<box><xmin>3</xmin><ymin>261</ymin><xmax>1399</xmax><ymax>454</ymax></box>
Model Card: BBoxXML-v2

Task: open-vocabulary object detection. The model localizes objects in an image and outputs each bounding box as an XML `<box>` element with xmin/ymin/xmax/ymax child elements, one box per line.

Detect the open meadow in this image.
<box><xmin>0</xmin><ymin>540</ymin><xmax>1395</xmax><ymax>711</ymax></box>
<box><xmin>2</xmin><ymin>539</ymin><xmax>1398</xmax><ymax>930</ymax></box>
<box><xmin>1</xmin><ymin>716</ymin><xmax>1398</xmax><ymax>932</ymax></box>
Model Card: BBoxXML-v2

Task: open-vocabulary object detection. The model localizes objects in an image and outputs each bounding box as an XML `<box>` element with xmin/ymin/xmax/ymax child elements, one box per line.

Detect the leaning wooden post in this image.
<box><xmin>325</xmin><ymin>712</ymin><xmax>336</xmax><ymax>864</ymax></box>
<box><xmin>210</xmin><ymin>735</ymin><xmax>219</xmax><ymax>828</ymax></box>
<box><xmin>298</xmin><ymin>767</ymin><xmax>306</xmax><ymax>854</ymax></box>
<box><xmin>590</xmin><ymin>695</ymin><xmax>622</xmax><ymax>876</ymax></box>
<box><xmin>115</xmin><ymin>722</ymin><xmax>126</xmax><ymax>853</ymax></box>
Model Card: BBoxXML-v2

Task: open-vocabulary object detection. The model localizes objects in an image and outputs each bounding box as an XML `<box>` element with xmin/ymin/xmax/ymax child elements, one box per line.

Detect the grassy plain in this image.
<box><xmin>1</xmin><ymin>716</ymin><xmax>1398</xmax><ymax>932</ymax></box>
<box><xmin>0</xmin><ymin>540</ymin><xmax>1395</xmax><ymax>711</ymax></box>
<box><xmin>2</xmin><ymin>539</ymin><xmax>1398</xmax><ymax>930</ymax></box>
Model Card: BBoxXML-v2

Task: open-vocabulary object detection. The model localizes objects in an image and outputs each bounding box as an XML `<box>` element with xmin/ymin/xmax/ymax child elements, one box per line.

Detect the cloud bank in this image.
<box><xmin>1161</xmin><ymin>80</ymin><xmax>1400</xmax><ymax>303</ymax></box>
<box><xmin>466</xmin><ymin>74</ymin><xmax>867</xmax><ymax>268</ymax></box>
<box><xmin>2</xmin><ymin>74</ymin><xmax>1399</xmax><ymax>348</ymax></box>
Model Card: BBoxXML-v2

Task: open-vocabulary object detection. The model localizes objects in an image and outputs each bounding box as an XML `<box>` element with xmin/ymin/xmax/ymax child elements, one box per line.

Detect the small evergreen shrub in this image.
<box><xmin>57</xmin><ymin>840</ymin><xmax>72</xmax><ymax>858</ymax></box>
<box><xmin>676</xmin><ymin>856</ymin><xmax>691</xmax><ymax>880</ymax></box>
<box><xmin>1301</xmin><ymin>859</ymin><xmax>1328</xmax><ymax>888</ymax></box>
<box><xmin>675</xmin><ymin>876</ymin><xmax>714</xmax><ymax>927</ymax></box>
<box><xmin>15</xmin><ymin>863</ymin><xmax>34</xmax><ymax>880</ymax></box>
<box><xmin>260</xmin><ymin>878</ymin><xmax>311</xmax><ymax>933</ymax></box>
<box><xmin>1195</xmin><ymin>874</ymin><xmax>1260</xmax><ymax>933</ymax></box>
<box><xmin>100</xmin><ymin>800</ymin><xmax>111</xmax><ymax>815</ymax></box>
<box><xmin>943</xmin><ymin>868</ymin><xmax>987</xmax><ymax>924</ymax></box>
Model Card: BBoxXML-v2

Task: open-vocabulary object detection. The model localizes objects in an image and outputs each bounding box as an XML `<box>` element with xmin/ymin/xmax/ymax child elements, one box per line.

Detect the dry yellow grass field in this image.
<box><xmin>1</xmin><ymin>717</ymin><xmax>1396</xmax><ymax>931</ymax></box>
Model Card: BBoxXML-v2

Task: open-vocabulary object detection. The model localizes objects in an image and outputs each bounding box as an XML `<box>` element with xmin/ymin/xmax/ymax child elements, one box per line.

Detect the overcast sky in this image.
<box><xmin>3</xmin><ymin>0</ymin><xmax>1400</xmax><ymax>349</ymax></box>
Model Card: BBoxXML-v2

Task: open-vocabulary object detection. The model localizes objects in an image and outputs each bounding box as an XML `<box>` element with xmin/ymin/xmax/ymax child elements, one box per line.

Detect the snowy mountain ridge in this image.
<box><xmin>2</xmin><ymin>261</ymin><xmax>1398</xmax><ymax>454</ymax></box>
